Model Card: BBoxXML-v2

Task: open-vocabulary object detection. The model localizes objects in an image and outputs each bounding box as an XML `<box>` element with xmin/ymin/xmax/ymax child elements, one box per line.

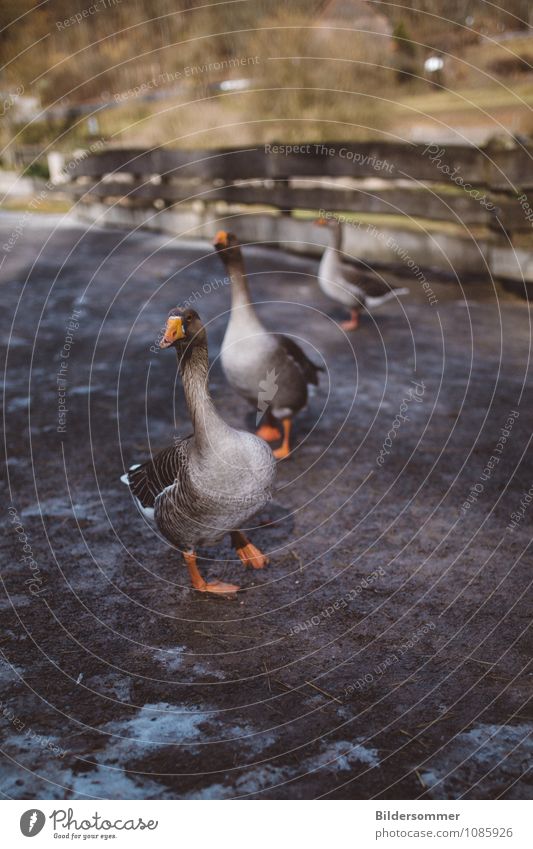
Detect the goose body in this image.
<box><xmin>220</xmin><ymin>305</ymin><xmax>278</xmax><ymax>408</ymax></box>
<box><xmin>221</xmin><ymin>311</ymin><xmax>313</xmax><ymax>421</ymax></box>
<box><xmin>318</xmin><ymin>245</ymin><xmax>361</xmax><ymax>309</ymax></box>
<box><xmin>316</xmin><ymin>218</ymin><xmax>409</xmax><ymax>329</ymax></box>
<box><xmin>214</xmin><ymin>231</ymin><xmax>321</xmax><ymax>458</ymax></box>
<box><xmin>124</xmin><ymin>428</ymin><xmax>272</xmax><ymax>549</ymax></box>
<box><xmin>121</xmin><ymin>308</ymin><xmax>275</xmax><ymax>593</ymax></box>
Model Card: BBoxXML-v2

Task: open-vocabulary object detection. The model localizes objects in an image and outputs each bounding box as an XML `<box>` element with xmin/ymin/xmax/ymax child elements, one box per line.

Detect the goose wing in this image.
<box><xmin>341</xmin><ymin>263</ymin><xmax>402</xmax><ymax>300</ymax></box>
<box><xmin>278</xmin><ymin>335</ymin><xmax>322</xmax><ymax>386</ymax></box>
<box><xmin>121</xmin><ymin>437</ymin><xmax>192</xmax><ymax>512</ymax></box>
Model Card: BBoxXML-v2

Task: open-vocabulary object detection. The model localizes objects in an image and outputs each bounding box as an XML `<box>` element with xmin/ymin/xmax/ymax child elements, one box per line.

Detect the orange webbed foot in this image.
<box><xmin>183</xmin><ymin>550</ymin><xmax>239</xmax><ymax>595</ymax></box>
<box><xmin>236</xmin><ymin>543</ymin><xmax>269</xmax><ymax>570</ymax></box>
<box><xmin>272</xmin><ymin>417</ymin><xmax>292</xmax><ymax>460</ymax></box>
<box><xmin>256</xmin><ymin>423</ymin><xmax>282</xmax><ymax>442</ymax></box>
<box><xmin>200</xmin><ymin>580</ymin><xmax>240</xmax><ymax>595</ymax></box>
<box><xmin>340</xmin><ymin>309</ymin><xmax>360</xmax><ymax>331</ymax></box>
<box><xmin>273</xmin><ymin>444</ymin><xmax>291</xmax><ymax>460</ymax></box>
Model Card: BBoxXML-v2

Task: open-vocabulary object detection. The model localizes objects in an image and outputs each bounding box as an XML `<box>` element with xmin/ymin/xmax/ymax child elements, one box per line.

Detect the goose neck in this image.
<box><xmin>226</xmin><ymin>256</ymin><xmax>254</xmax><ymax>311</ymax></box>
<box><xmin>332</xmin><ymin>223</ymin><xmax>343</xmax><ymax>252</ymax></box>
<box><xmin>178</xmin><ymin>344</ymin><xmax>228</xmax><ymax>449</ymax></box>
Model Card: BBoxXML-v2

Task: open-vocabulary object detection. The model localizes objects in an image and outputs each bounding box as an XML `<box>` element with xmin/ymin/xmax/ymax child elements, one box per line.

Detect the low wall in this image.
<box><xmin>73</xmin><ymin>201</ymin><xmax>530</xmax><ymax>297</ymax></box>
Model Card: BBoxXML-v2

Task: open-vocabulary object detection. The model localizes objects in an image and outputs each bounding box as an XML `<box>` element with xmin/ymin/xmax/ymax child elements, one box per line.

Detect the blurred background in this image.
<box><xmin>1</xmin><ymin>0</ymin><xmax>533</xmax><ymax>165</ymax></box>
<box><xmin>3</xmin><ymin>0</ymin><xmax>533</xmax><ymax>293</ymax></box>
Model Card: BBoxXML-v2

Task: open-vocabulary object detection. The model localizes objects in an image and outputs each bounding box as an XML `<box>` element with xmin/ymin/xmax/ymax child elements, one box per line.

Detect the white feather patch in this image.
<box><xmin>133</xmin><ymin>496</ymin><xmax>155</xmax><ymax>521</ymax></box>
<box><xmin>121</xmin><ymin>463</ymin><xmax>142</xmax><ymax>485</ymax></box>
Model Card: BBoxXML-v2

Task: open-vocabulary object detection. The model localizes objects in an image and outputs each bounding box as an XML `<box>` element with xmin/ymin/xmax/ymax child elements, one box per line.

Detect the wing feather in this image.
<box><xmin>278</xmin><ymin>335</ymin><xmax>322</xmax><ymax>386</ymax></box>
<box><xmin>341</xmin><ymin>262</ymin><xmax>406</xmax><ymax>300</ymax></box>
<box><xmin>122</xmin><ymin>437</ymin><xmax>192</xmax><ymax>508</ymax></box>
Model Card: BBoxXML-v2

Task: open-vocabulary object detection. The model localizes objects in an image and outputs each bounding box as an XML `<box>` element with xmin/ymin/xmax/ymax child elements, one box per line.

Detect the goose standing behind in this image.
<box><xmin>315</xmin><ymin>216</ymin><xmax>409</xmax><ymax>330</ymax></box>
<box><xmin>213</xmin><ymin>231</ymin><xmax>322</xmax><ymax>460</ymax></box>
<box><xmin>120</xmin><ymin>307</ymin><xmax>276</xmax><ymax>595</ymax></box>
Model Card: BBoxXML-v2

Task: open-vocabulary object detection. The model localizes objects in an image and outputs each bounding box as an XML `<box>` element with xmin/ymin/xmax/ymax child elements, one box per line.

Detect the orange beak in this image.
<box><xmin>213</xmin><ymin>230</ymin><xmax>229</xmax><ymax>248</ymax></box>
<box><xmin>160</xmin><ymin>315</ymin><xmax>185</xmax><ymax>348</ymax></box>
<box><xmin>315</xmin><ymin>217</ymin><xmax>328</xmax><ymax>227</ymax></box>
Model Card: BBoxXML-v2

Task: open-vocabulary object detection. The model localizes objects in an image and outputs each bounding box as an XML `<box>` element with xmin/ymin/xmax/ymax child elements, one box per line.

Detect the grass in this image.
<box><xmin>0</xmin><ymin>197</ymin><xmax>73</xmax><ymax>214</ymax></box>
<box><xmin>386</xmin><ymin>32</ymin><xmax>533</xmax><ymax>138</ymax></box>
<box><xmin>292</xmin><ymin>208</ymin><xmax>490</xmax><ymax>239</ymax></box>
<box><xmin>395</xmin><ymin>80</ymin><xmax>533</xmax><ymax>115</ymax></box>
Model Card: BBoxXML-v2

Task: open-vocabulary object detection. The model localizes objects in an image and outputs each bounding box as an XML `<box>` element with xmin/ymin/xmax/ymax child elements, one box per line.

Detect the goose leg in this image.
<box><xmin>273</xmin><ymin>418</ymin><xmax>292</xmax><ymax>460</ymax></box>
<box><xmin>183</xmin><ymin>550</ymin><xmax>239</xmax><ymax>594</ymax></box>
<box><xmin>256</xmin><ymin>410</ymin><xmax>282</xmax><ymax>442</ymax></box>
<box><xmin>340</xmin><ymin>308</ymin><xmax>360</xmax><ymax>331</ymax></box>
<box><xmin>231</xmin><ymin>531</ymin><xmax>269</xmax><ymax>569</ymax></box>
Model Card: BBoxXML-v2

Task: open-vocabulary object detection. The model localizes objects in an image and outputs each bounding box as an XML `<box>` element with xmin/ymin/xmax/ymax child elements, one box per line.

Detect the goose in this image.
<box><xmin>120</xmin><ymin>307</ymin><xmax>276</xmax><ymax>595</ymax></box>
<box><xmin>213</xmin><ymin>230</ymin><xmax>322</xmax><ymax>460</ymax></box>
<box><xmin>315</xmin><ymin>216</ymin><xmax>409</xmax><ymax>330</ymax></box>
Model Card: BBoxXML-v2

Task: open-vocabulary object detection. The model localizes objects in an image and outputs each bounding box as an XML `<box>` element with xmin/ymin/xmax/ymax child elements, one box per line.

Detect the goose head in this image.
<box><xmin>159</xmin><ymin>307</ymin><xmax>206</xmax><ymax>351</ymax></box>
<box><xmin>314</xmin><ymin>215</ymin><xmax>343</xmax><ymax>252</ymax></box>
<box><xmin>212</xmin><ymin>230</ymin><xmax>242</xmax><ymax>265</ymax></box>
<box><xmin>314</xmin><ymin>214</ymin><xmax>340</xmax><ymax>231</ymax></box>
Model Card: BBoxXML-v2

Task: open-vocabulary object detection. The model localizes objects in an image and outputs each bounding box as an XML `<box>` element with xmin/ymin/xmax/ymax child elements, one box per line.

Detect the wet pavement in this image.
<box><xmin>1</xmin><ymin>212</ymin><xmax>532</xmax><ymax>799</ymax></box>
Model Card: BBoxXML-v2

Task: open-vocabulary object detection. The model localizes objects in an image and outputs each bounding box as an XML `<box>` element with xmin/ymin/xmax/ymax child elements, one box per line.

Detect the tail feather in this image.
<box><xmin>120</xmin><ymin>463</ymin><xmax>141</xmax><ymax>486</ymax></box>
<box><xmin>366</xmin><ymin>287</ymin><xmax>409</xmax><ymax>309</ymax></box>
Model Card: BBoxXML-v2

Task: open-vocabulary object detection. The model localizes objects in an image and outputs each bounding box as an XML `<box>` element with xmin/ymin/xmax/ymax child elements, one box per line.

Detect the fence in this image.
<box><xmin>62</xmin><ymin>140</ymin><xmax>533</xmax><ymax>296</ymax></box>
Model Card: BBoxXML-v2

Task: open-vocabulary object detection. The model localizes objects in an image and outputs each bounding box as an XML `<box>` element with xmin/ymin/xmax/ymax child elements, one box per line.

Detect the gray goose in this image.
<box><xmin>316</xmin><ymin>216</ymin><xmax>409</xmax><ymax>330</ymax></box>
<box><xmin>120</xmin><ymin>307</ymin><xmax>276</xmax><ymax>595</ymax></box>
<box><xmin>213</xmin><ymin>230</ymin><xmax>321</xmax><ymax>459</ymax></box>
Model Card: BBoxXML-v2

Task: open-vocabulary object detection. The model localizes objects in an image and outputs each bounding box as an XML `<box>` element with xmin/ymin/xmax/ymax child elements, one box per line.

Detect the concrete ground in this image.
<box><xmin>1</xmin><ymin>212</ymin><xmax>532</xmax><ymax>800</ymax></box>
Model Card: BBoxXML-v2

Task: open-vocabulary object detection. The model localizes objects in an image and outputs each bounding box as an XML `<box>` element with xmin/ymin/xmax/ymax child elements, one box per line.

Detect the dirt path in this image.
<box><xmin>1</xmin><ymin>213</ymin><xmax>532</xmax><ymax>800</ymax></box>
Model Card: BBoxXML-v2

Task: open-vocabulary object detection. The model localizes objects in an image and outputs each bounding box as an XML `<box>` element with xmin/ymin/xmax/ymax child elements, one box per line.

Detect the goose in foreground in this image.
<box><xmin>213</xmin><ymin>230</ymin><xmax>322</xmax><ymax>460</ymax></box>
<box><xmin>120</xmin><ymin>307</ymin><xmax>276</xmax><ymax>595</ymax></box>
<box><xmin>315</xmin><ymin>216</ymin><xmax>409</xmax><ymax>330</ymax></box>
